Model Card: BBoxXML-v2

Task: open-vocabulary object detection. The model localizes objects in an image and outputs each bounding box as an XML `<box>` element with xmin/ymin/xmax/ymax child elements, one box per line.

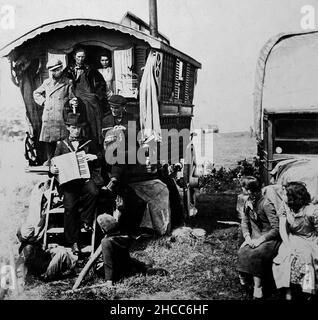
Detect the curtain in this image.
<box><xmin>114</xmin><ymin>48</ymin><xmax>138</xmax><ymax>98</ymax></box>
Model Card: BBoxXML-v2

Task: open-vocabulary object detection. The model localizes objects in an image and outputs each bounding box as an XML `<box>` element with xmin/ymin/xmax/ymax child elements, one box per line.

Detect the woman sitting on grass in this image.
<box><xmin>272</xmin><ymin>182</ymin><xmax>318</xmax><ymax>300</ymax></box>
<box><xmin>237</xmin><ymin>176</ymin><xmax>281</xmax><ymax>299</ymax></box>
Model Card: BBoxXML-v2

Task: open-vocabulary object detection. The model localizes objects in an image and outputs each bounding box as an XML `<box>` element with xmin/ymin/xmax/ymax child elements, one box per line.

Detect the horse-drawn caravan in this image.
<box><xmin>0</xmin><ymin>9</ymin><xmax>202</xmax><ymax>255</ymax></box>
<box><xmin>254</xmin><ymin>30</ymin><xmax>318</xmax><ymax>201</ymax></box>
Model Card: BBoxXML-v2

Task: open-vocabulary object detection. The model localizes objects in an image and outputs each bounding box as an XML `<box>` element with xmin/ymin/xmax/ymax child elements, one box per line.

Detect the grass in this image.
<box><xmin>213</xmin><ymin>131</ymin><xmax>256</xmax><ymax>169</ymax></box>
<box><xmin>16</xmin><ymin>227</ymin><xmax>247</xmax><ymax>300</ymax></box>
<box><xmin>1</xmin><ymin>132</ymin><xmax>260</xmax><ymax>300</ymax></box>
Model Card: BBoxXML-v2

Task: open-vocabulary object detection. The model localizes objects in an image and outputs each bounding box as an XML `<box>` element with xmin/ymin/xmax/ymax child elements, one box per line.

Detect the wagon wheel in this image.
<box><xmin>183</xmin><ymin>141</ymin><xmax>198</xmax><ymax>220</ymax></box>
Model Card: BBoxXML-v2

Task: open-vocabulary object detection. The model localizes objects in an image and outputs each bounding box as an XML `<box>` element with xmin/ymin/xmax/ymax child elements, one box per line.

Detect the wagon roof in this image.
<box><xmin>0</xmin><ymin>18</ymin><xmax>201</xmax><ymax>68</ymax></box>
<box><xmin>254</xmin><ymin>30</ymin><xmax>318</xmax><ymax>140</ymax></box>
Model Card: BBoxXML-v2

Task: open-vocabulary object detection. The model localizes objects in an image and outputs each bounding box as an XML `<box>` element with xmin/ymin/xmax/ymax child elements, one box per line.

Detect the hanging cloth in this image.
<box><xmin>139</xmin><ymin>51</ymin><xmax>162</xmax><ymax>144</ymax></box>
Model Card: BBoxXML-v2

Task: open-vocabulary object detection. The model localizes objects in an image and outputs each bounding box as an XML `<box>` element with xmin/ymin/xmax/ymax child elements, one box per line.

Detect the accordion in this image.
<box><xmin>51</xmin><ymin>151</ymin><xmax>90</xmax><ymax>185</ymax></box>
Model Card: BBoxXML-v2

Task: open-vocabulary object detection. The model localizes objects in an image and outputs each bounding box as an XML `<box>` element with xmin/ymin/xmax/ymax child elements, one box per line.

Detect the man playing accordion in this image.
<box><xmin>49</xmin><ymin>113</ymin><xmax>103</xmax><ymax>255</ymax></box>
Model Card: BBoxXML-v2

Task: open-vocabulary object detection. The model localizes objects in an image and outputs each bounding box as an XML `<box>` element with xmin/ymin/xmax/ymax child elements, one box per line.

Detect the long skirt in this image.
<box><xmin>272</xmin><ymin>235</ymin><xmax>318</xmax><ymax>294</ymax></box>
<box><xmin>238</xmin><ymin>239</ymin><xmax>280</xmax><ymax>278</ymax></box>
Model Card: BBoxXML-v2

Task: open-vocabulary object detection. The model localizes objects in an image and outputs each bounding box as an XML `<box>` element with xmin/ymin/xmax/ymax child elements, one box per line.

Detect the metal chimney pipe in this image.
<box><xmin>149</xmin><ymin>0</ymin><xmax>158</xmax><ymax>38</ymax></box>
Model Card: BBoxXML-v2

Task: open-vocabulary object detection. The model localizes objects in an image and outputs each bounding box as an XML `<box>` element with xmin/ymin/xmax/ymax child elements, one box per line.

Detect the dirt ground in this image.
<box><xmin>0</xmin><ymin>132</ymin><xmax>271</xmax><ymax>300</ymax></box>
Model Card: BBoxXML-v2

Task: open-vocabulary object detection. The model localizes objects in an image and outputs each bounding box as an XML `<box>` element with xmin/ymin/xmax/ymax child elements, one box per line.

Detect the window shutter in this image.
<box><xmin>174</xmin><ymin>59</ymin><xmax>181</xmax><ymax>100</ymax></box>
<box><xmin>185</xmin><ymin>63</ymin><xmax>191</xmax><ymax>103</ymax></box>
<box><xmin>135</xmin><ymin>46</ymin><xmax>147</xmax><ymax>81</ymax></box>
<box><xmin>161</xmin><ymin>53</ymin><xmax>175</xmax><ymax>102</ymax></box>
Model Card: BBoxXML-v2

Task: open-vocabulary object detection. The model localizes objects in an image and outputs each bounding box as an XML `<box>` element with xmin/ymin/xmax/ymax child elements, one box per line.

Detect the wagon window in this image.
<box><xmin>273</xmin><ymin>115</ymin><xmax>318</xmax><ymax>154</ymax></box>
<box><xmin>114</xmin><ymin>48</ymin><xmax>138</xmax><ymax>98</ymax></box>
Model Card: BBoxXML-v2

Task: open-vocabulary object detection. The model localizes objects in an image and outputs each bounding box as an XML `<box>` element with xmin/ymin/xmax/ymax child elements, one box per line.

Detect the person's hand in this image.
<box><xmin>240</xmin><ymin>240</ymin><xmax>249</xmax><ymax>249</ymax></box>
<box><xmin>240</xmin><ymin>235</ymin><xmax>253</xmax><ymax>248</ymax></box>
<box><xmin>104</xmin><ymin>134</ymin><xmax>117</xmax><ymax>144</ymax></box>
<box><xmin>85</xmin><ymin>153</ymin><xmax>97</xmax><ymax>162</ymax></box>
<box><xmin>50</xmin><ymin>164</ymin><xmax>59</xmax><ymax>174</ymax></box>
<box><xmin>69</xmin><ymin>98</ymin><xmax>78</xmax><ymax>107</ymax></box>
<box><xmin>113</xmin><ymin>125</ymin><xmax>126</xmax><ymax>131</ymax></box>
<box><xmin>250</xmin><ymin>237</ymin><xmax>263</xmax><ymax>248</ymax></box>
<box><xmin>140</xmin><ymin>143</ymin><xmax>149</xmax><ymax>149</ymax></box>
<box><xmin>47</xmin><ymin>243</ymin><xmax>59</xmax><ymax>255</ymax></box>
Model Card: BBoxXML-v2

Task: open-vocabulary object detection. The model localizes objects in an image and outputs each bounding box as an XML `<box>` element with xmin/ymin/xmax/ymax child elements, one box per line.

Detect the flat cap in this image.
<box><xmin>108</xmin><ymin>95</ymin><xmax>127</xmax><ymax>106</ymax></box>
<box><xmin>46</xmin><ymin>58</ymin><xmax>63</xmax><ymax>71</ymax></box>
<box><xmin>17</xmin><ymin>224</ymin><xmax>35</xmax><ymax>242</ymax></box>
<box><xmin>97</xmin><ymin>213</ymin><xmax>119</xmax><ymax>234</ymax></box>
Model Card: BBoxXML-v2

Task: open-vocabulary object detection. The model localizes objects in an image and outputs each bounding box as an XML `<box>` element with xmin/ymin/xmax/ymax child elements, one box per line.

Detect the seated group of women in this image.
<box><xmin>238</xmin><ymin>177</ymin><xmax>318</xmax><ymax>300</ymax></box>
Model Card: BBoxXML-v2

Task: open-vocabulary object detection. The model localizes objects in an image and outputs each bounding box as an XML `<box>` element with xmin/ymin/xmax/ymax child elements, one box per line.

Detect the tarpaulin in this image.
<box><xmin>272</xmin><ymin>158</ymin><xmax>318</xmax><ymax>204</ymax></box>
<box><xmin>254</xmin><ymin>31</ymin><xmax>318</xmax><ymax>140</ymax></box>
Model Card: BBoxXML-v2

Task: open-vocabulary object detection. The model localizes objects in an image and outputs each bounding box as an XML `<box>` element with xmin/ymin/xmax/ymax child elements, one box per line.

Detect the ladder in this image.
<box><xmin>42</xmin><ymin>177</ymin><xmax>97</xmax><ymax>256</ymax></box>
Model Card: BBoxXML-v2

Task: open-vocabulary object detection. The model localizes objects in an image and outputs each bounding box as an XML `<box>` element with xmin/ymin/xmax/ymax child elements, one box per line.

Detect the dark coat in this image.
<box><xmin>63</xmin><ymin>64</ymin><xmax>108</xmax><ymax>144</ymax></box>
<box><xmin>102</xmin><ymin>111</ymin><xmax>139</xmax><ymax>160</ymax></box>
<box><xmin>102</xmin><ymin>111</ymin><xmax>137</xmax><ymax>130</ymax></box>
<box><xmin>238</xmin><ymin>195</ymin><xmax>281</xmax><ymax>277</ymax></box>
<box><xmin>101</xmin><ymin>112</ymin><xmax>157</xmax><ymax>183</ymax></box>
<box><xmin>242</xmin><ymin>196</ymin><xmax>280</xmax><ymax>241</ymax></box>
<box><xmin>54</xmin><ymin>137</ymin><xmax>104</xmax><ymax>186</ymax></box>
<box><xmin>63</xmin><ymin>64</ymin><xmax>106</xmax><ymax>101</ymax></box>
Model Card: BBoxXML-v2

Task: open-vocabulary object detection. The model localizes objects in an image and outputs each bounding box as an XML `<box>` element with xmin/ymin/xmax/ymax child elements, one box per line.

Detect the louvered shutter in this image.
<box><xmin>174</xmin><ymin>58</ymin><xmax>181</xmax><ymax>100</ymax></box>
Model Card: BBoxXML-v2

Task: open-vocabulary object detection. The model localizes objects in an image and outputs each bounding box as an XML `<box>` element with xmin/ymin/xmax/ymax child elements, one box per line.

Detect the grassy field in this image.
<box><xmin>213</xmin><ymin>131</ymin><xmax>256</xmax><ymax>168</ymax></box>
<box><xmin>0</xmin><ymin>132</ymin><xmax>262</xmax><ymax>300</ymax></box>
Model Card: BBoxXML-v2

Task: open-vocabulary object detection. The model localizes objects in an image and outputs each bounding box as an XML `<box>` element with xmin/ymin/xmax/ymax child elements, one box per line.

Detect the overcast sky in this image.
<box><xmin>0</xmin><ymin>0</ymin><xmax>318</xmax><ymax>132</ymax></box>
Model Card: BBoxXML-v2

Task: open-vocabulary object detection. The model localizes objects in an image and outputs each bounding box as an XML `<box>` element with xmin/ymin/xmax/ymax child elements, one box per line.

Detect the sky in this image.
<box><xmin>0</xmin><ymin>0</ymin><xmax>318</xmax><ymax>132</ymax></box>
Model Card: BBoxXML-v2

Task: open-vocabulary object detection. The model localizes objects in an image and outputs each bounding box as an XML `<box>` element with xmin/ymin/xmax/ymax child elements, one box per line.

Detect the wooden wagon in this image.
<box><xmin>254</xmin><ymin>30</ymin><xmax>318</xmax><ymax>195</ymax></box>
<box><xmin>0</xmin><ymin>12</ymin><xmax>202</xmax><ymax>251</ymax></box>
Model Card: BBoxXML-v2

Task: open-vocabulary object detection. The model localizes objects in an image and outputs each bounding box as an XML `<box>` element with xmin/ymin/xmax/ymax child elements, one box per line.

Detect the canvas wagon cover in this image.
<box><xmin>254</xmin><ymin>31</ymin><xmax>318</xmax><ymax>140</ymax></box>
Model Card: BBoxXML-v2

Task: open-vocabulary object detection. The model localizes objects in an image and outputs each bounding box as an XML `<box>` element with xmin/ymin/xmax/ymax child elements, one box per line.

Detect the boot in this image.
<box><xmin>253</xmin><ymin>286</ymin><xmax>263</xmax><ymax>299</ymax></box>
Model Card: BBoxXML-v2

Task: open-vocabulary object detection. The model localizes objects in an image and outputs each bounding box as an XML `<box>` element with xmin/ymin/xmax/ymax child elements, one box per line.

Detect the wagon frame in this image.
<box><xmin>0</xmin><ymin>12</ymin><xmax>202</xmax><ymax>251</ymax></box>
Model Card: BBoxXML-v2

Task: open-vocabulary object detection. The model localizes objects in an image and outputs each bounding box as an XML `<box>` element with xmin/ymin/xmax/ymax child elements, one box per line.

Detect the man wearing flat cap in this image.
<box><xmin>50</xmin><ymin>112</ymin><xmax>103</xmax><ymax>255</ymax></box>
<box><xmin>33</xmin><ymin>58</ymin><xmax>78</xmax><ymax>161</ymax></box>
<box><xmin>102</xmin><ymin>95</ymin><xmax>172</xmax><ymax>236</ymax></box>
<box><xmin>101</xmin><ymin>94</ymin><xmax>139</xmax><ymax>193</ymax></box>
<box><xmin>97</xmin><ymin>213</ymin><xmax>168</xmax><ymax>286</ymax></box>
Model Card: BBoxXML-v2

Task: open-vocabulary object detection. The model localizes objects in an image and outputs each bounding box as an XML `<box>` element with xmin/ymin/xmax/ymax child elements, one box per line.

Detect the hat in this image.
<box><xmin>17</xmin><ymin>224</ymin><xmax>35</xmax><ymax>243</ymax></box>
<box><xmin>108</xmin><ymin>95</ymin><xmax>127</xmax><ymax>107</ymax></box>
<box><xmin>65</xmin><ymin>113</ymin><xmax>86</xmax><ymax>126</ymax></box>
<box><xmin>46</xmin><ymin>58</ymin><xmax>63</xmax><ymax>71</ymax></box>
<box><xmin>97</xmin><ymin>213</ymin><xmax>119</xmax><ymax>234</ymax></box>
